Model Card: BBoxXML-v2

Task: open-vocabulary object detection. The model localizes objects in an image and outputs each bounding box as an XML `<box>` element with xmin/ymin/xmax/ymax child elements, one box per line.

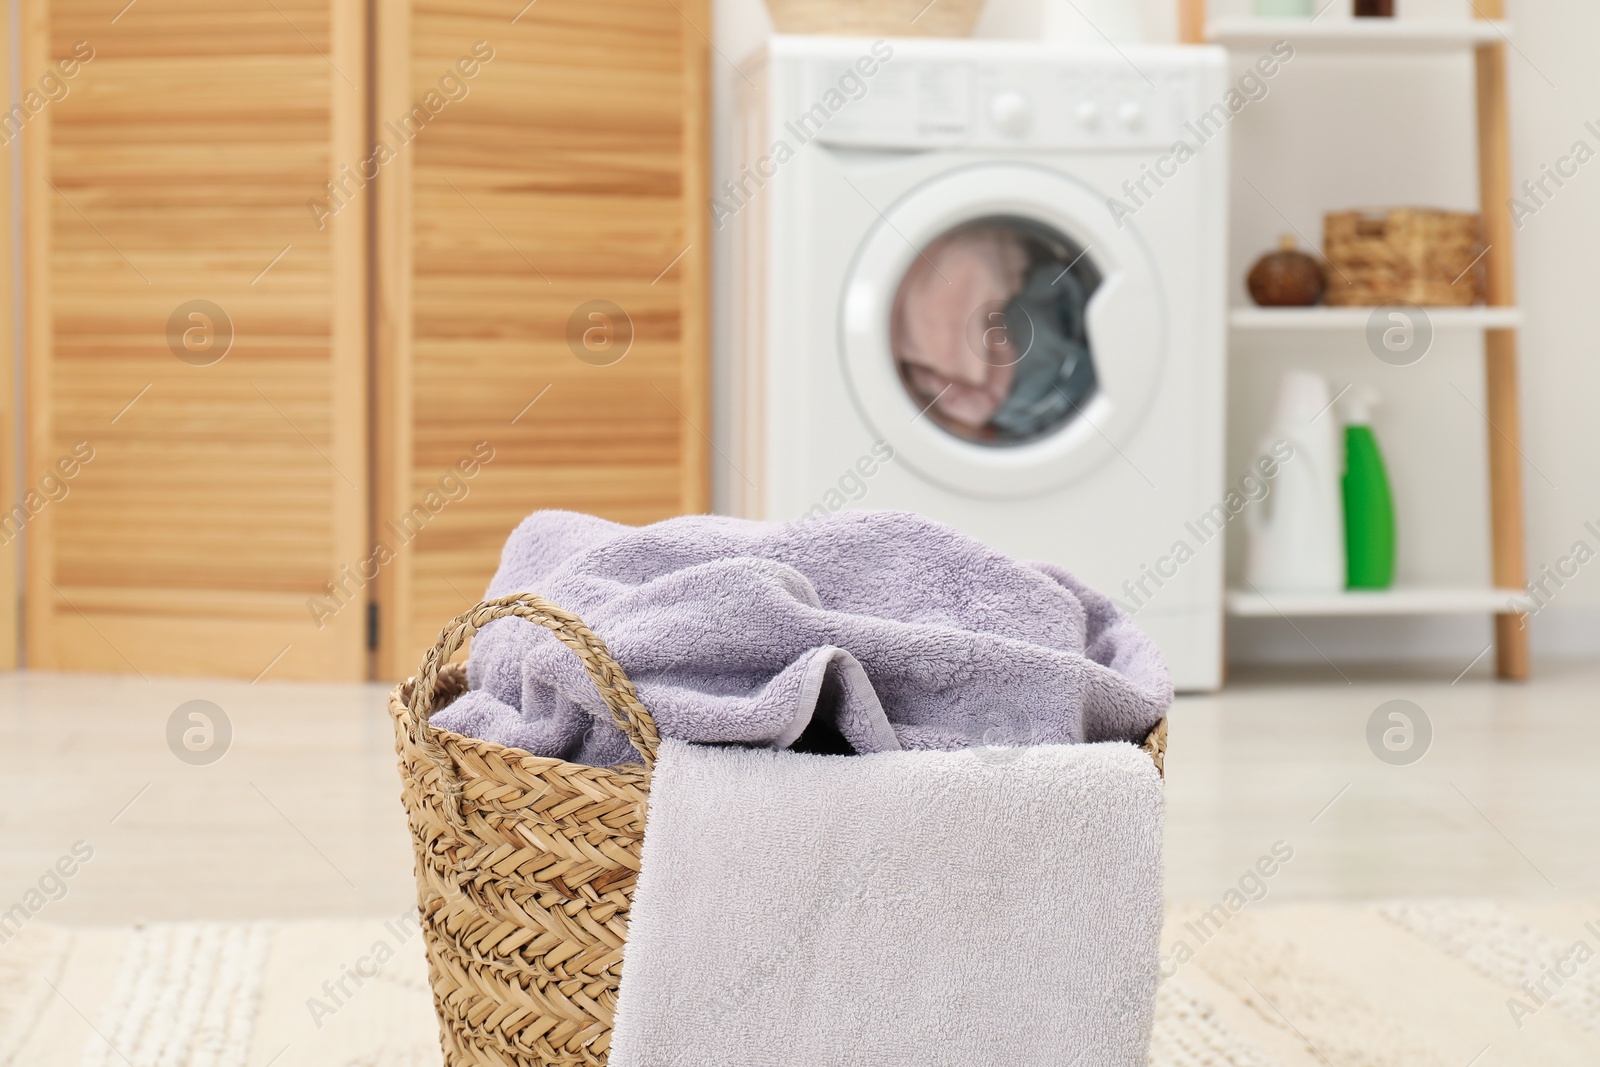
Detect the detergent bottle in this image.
<box><xmin>1341</xmin><ymin>386</ymin><xmax>1397</xmax><ymax>589</ymax></box>
<box><xmin>1245</xmin><ymin>372</ymin><xmax>1346</xmax><ymax>593</ymax></box>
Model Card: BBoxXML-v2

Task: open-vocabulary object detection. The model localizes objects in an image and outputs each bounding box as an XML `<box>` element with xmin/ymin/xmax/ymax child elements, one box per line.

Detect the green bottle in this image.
<box><xmin>1342</xmin><ymin>388</ymin><xmax>1396</xmax><ymax>589</ymax></box>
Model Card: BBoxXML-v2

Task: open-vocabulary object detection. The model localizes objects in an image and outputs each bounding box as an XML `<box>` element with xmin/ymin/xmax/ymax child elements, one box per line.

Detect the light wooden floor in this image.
<box><xmin>1</xmin><ymin>660</ymin><xmax>1596</xmax><ymax>923</ymax></box>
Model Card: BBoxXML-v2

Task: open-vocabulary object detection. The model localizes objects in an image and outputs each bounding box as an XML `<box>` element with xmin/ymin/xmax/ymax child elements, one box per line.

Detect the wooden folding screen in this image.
<box><xmin>15</xmin><ymin>0</ymin><xmax>708</xmax><ymax>679</ymax></box>
<box><xmin>373</xmin><ymin>0</ymin><xmax>711</xmax><ymax>678</ymax></box>
<box><xmin>22</xmin><ymin>0</ymin><xmax>369</xmax><ymax>679</ymax></box>
<box><xmin>0</xmin><ymin>1</ymin><xmax>15</xmax><ymax>669</ymax></box>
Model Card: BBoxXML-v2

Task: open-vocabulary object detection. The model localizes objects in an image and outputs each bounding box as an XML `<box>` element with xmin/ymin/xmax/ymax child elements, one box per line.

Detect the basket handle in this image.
<box><xmin>407</xmin><ymin>591</ymin><xmax>661</xmax><ymax>769</ymax></box>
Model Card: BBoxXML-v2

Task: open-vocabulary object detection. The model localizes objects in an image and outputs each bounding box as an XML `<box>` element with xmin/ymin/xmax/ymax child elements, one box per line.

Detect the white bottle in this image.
<box><xmin>1245</xmin><ymin>372</ymin><xmax>1347</xmax><ymax>593</ymax></box>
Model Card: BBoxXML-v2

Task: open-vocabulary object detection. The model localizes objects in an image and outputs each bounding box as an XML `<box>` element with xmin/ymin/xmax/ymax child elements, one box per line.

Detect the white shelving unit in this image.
<box><xmin>1182</xmin><ymin>1</ymin><xmax>1532</xmax><ymax>674</ymax></box>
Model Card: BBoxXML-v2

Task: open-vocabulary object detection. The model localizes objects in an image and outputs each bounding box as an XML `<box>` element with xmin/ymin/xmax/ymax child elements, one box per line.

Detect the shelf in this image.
<box><xmin>1208</xmin><ymin>17</ymin><xmax>1510</xmax><ymax>54</ymax></box>
<box><xmin>1229</xmin><ymin>306</ymin><xmax>1522</xmax><ymax>331</ymax></box>
<box><xmin>1194</xmin><ymin>0</ymin><xmax>1534</xmax><ymax>677</ymax></box>
<box><xmin>1227</xmin><ymin>586</ymin><xmax>1534</xmax><ymax>618</ymax></box>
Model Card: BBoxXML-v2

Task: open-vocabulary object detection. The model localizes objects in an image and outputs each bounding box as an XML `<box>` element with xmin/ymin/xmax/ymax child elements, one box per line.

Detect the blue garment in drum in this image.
<box><xmin>992</xmin><ymin>264</ymin><xmax>1098</xmax><ymax>440</ymax></box>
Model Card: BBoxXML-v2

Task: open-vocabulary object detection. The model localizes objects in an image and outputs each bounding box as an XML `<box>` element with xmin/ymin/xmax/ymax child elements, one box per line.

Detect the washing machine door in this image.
<box><xmin>840</xmin><ymin>162</ymin><xmax>1165</xmax><ymax>498</ymax></box>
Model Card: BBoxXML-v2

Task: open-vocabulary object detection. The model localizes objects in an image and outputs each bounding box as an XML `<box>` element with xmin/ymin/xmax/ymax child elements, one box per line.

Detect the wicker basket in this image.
<box><xmin>765</xmin><ymin>0</ymin><xmax>987</xmax><ymax>37</ymax></box>
<box><xmin>1323</xmin><ymin>208</ymin><xmax>1484</xmax><ymax>307</ymax></box>
<box><xmin>392</xmin><ymin>591</ymin><xmax>1168</xmax><ymax>1066</ymax></box>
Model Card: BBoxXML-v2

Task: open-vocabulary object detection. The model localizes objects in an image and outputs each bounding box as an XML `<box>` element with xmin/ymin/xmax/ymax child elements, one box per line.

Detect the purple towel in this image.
<box><xmin>431</xmin><ymin>510</ymin><xmax>1171</xmax><ymax>766</ymax></box>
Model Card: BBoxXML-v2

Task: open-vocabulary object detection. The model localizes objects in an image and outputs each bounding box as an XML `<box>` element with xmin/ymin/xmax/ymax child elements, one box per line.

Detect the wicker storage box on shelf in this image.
<box><xmin>391</xmin><ymin>591</ymin><xmax>1168</xmax><ymax>1066</ymax></box>
<box><xmin>1322</xmin><ymin>208</ymin><xmax>1484</xmax><ymax>307</ymax></box>
<box><xmin>764</xmin><ymin>0</ymin><xmax>987</xmax><ymax>36</ymax></box>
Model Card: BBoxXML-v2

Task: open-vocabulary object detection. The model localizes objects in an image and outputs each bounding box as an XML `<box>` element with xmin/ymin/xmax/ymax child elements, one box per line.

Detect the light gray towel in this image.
<box><xmin>609</xmin><ymin>737</ymin><xmax>1165</xmax><ymax>1067</ymax></box>
<box><xmin>432</xmin><ymin>509</ymin><xmax>1171</xmax><ymax>766</ymax></box>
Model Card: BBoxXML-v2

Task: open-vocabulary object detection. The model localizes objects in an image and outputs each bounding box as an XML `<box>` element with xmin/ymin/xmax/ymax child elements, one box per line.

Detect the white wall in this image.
<box><xmin>1506</xmin><ymin>0</ymin><xmax>1600</xmax><ymax>660</ymax></box>
<box><xmin>708</xmin><ymin>0</ymin><xmax>1600</xmax><ymax>666</ymax></box>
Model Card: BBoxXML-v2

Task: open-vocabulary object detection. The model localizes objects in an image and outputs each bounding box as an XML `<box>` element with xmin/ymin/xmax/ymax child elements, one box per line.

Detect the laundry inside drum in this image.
<box><xmin>890</xmin><ymin>217</ymin><xmax>1102</xmax><ymax>446</ymax></box>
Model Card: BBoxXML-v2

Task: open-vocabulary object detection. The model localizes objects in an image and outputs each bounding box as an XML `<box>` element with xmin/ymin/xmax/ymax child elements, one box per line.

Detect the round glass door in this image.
<box><xmin>889</xmin><ymin>216</ymin><xmax>1101</xmax><ymax>448</ymax></box>
<box><xmin>840</xmin><ymin>163</ymin><xmax>1165</xmax><ymax>498</ymax></box>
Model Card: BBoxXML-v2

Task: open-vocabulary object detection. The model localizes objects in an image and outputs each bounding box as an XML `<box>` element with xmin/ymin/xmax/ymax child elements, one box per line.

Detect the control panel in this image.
<box><xmin>803</xmin><ymin>53</ymin><xmax>1193</xmax><ymax>151</ymax></box>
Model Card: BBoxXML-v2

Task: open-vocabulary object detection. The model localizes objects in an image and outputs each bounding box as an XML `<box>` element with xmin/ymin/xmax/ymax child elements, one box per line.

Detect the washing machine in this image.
<box><xmin>725</xmin><ymin>37</ymin><xmax>1229</xmax><ymax>690</ymax></box>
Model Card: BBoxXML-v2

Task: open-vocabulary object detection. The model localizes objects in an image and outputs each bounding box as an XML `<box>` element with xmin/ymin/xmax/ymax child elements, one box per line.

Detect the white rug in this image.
<box><xmin>4</xmin><ymin>900</ymin><xmax>1598</xmax><ymax>1066</ymax></box>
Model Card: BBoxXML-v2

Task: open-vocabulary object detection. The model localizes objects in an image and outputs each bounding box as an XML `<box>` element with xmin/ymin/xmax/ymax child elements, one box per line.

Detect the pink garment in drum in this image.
<box><xmin>891</xmin><ymin>226</ymin><xmax>1029</xmax><ymax>429</ymax></box>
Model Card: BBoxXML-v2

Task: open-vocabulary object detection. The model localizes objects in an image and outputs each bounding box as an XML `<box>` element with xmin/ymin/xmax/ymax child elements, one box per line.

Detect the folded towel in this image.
<box><xmin>431</xmin><ymin>510</ymin><xmax>1171</xmax><ymax>767</ymax></box>
<box><xmin>608</xmin><ymin>737</ymin><xmax>1165</xmax><ymax>1067</ymax></box>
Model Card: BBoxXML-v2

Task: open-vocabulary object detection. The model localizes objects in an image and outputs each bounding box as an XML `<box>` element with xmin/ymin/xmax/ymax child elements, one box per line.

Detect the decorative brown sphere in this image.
<box><xmin>1248</xmin><ymin>236</ymin><xmax>1327</xmax><ymax>307</ymax></box>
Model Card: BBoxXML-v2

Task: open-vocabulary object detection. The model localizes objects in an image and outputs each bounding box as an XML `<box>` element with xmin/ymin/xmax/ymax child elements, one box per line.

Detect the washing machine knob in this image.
<box><xmin>1074</xmin><ymin>100</ymin><xmax>1100</xmax><ymax>129</ymax></box>
<box><xmin>1118</xmin><ymin>101</ymin><xmax>1144</xmax><ymax>128</ymax></box>
<box><xmin>989</xmin><ymin>91</ymin><xmax>1031</xmax><ymax>136</ymax></box>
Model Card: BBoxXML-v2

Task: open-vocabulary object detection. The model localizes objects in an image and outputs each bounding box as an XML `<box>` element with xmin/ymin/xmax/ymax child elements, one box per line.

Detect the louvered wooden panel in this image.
<box><xmin>23</xmin><ymin>0</ymin><xmax>368</xmax><ymax>679</ymax></box>
<box><xmin>375</xmin><ymin>0</ymin><xmax>710</xmax><ymax>678</ymax></box>
<box><xmin>0</xmin><ymin>8</ymin><xmax>14</xmax><ymax>670</ymax></box>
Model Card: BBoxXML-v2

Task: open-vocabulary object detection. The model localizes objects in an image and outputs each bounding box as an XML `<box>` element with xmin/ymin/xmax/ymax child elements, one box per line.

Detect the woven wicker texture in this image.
<box><xmin>764</xmin><ymin>0</ymin><xmax>986</xmax><ymax>36</ymax></box>
<box><xmin>1323</xmin><ymin>208</ymin><xmax>1484</xmax><ymax>307</ymax></box>
<box><xmin>392</xmin><ymin>591</ymin><xmax>1167</xmax><ymax>1065</ymax></box>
